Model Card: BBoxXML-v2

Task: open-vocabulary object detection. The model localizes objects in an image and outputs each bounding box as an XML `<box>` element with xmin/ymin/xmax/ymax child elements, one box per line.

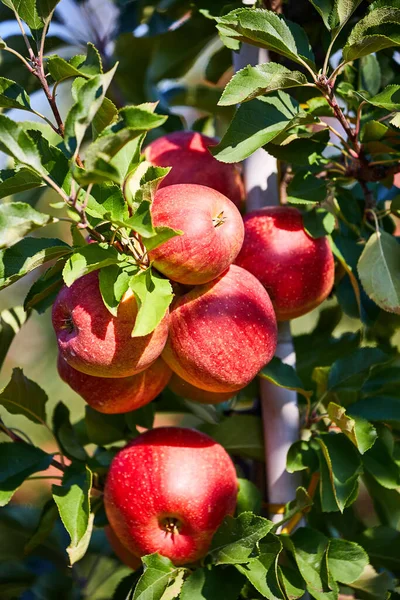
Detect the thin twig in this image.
<box><xmin>13</xmin><ymin>11</ymin><xmax>35</xmax><ymax>60</ymax></box>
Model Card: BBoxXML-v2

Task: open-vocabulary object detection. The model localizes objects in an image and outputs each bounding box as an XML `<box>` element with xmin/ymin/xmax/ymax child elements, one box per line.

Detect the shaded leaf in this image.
<box><xmin>260</xmin><ymin>356</ymin><xmax>312</xmax><ymax>401</ymax></box>
<box><xmin>327</xmin><ymin>538</ymin><xmax>369</xmax><ymax>584</ymax></box>
<box><xmin>0</xmin><ymin>367</ymin><xmax>47</xmax><ymax>424</ymax></box>
<box><xmin>0</xmin><ymin>168</ymin><xmax>43</xmax><ymax>201</ymax></box>
<box><xmin>236</xmin><ymin>478</ymin><xmax>262</xmax><ymax>515</ymax></box>
<box><xmin>0</xmin><ymin>77</ymin><xmax>31</xmax><ymax>111</ymax></box>
<box><xmin>0</xmin><ymin>442</ymin><xmax>52</xmax><ymax>506</ymax></box>
<box><xmin>99</xmin><ymin>265</ymin><xmax>130</xmax><ymax>317</ymax></box>
<box><xmin>358</xmin><ymin>230</ymin><xmax>400</xmax><ymax>314</ymax></box>
<box><xmin>24</xmin><ymin>500</ymin><xmax>58</xmax><ymax>555</ymax></box>
<box><xmin>180</xmin><ymin>566</ymin><xmax>245</xmax><ymax>600</ymax></box>
<box><xmin>0</xmin><ymin>306</ymin><xmax>28</xmax><ymax>371</ymax></box>
<box><xmin>200</xmin><ymin>415</ymin><xmax>264</xmax><ymax>461</ymax></box>
<box><xmin>52</xmin><ymin>402</ymin><xmax>88</xmax><ymax>462</ymax></box>
<box><xmin>132</xmin><ymin>554</ymin><xmax>181</xmax><ymax>600</ymax></box>
<box><xmin>287</xmin><ymin>171</ymin><xmax>327</xmax><ymax>205</ymax></box>
<box><xmin>236</xmin><ymin>534</ymin><xmax>284</xmax><ymax>599</ymax></box>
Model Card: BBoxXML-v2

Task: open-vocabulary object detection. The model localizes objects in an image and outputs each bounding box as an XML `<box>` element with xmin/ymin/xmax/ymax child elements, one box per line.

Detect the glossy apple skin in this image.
<box><xmin>144</xmin><ymin>131</ymin><xmax>244</xmax><ymax>208</ymax></box>
<box><xmin>104</xmin><ymin>427</ymin><xmax>238</xmax><ymax>566</ymax></box>
<box><xmin>169</xmin><ymin>372</ymin><xmax>235</xmax><ymax>404</ymax></box>
<box><xmin>105</xmin><ymin>526</ymin><xmax>141</xmax><ymax>570</ymax></box>
<box><xmin>58</xmin><ymin>355</ymin><xmax>171</xmax><ymax>414</ymax></box>
<box><xmin>235</xmin><ymin>206</ymin><xmax>335</xmax><ymax>321</ymax></box>
<box><xmin>149</xmin><ymin>184</ymin><xmax>244</xmax><ymax>285</ymax></box>
<box><xmin>162</xmin><ymin>265</ymin><xmax>277</xmax><ymax>393</ymax></box>
<box><xmin>52</xmin><ymin>272</ymin><xmax>169</xmax><ymax>378</ymax></box>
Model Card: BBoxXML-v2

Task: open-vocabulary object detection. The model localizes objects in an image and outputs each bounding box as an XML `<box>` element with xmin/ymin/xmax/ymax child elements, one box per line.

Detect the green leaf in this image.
<box><xmin>132</xmin><ymin>554</ymin><xmax>181</xmax><ymax>600</ymax></box>
<box><xmin>218</xmin><ymin>62</ymin><xmax>307</xmax><ymax>106</ymax></box>
<box><xmin>24</xmin><ymin>499</ymin><xmax>58</xmax><ymax>555</ymax></box>
<box><xmin>129</xmin><ymin>268</ymin><xmax>173</xmax><ymax>337</ymax></box>
<box><xmin>0</xmin><ymin>367</ymin><xmax>47</xmax><ymax>424</ymax></box>
<box><xmin>363</xmin><ymin>437</ymin><xmax>400</xmax><ymax>489</ymax></box>
<box><xmin>285</xmin><ymin>528</ymin><xmax>337</xmax><ymax>600</ymax></box>
<box><xmin>0</xmin><ymin>442</ymin><xmax>52</xmax><ymax>506</ymax></box>
<box><xmin>361</xmin><ymin>54</ymin><xmax>382</xmax><ymax>96</ymax></box>
<box><xmin>99</xmin><ymin>265</ymin><xmax>130</xmax><ymax>317</ymax></box>
<box><xmin>92</xmin><ymin>97</ymin><xmax>118</xmax><ymax>139</ymax></box>
<box><xmin>327</xmin><ymin>538</ymin><xmax>369</xmax><ymax>584</ymax></box>
<box><xmin>308</xmin><ymin>0</ymin><xmax>335</xmax><ymax>29</ymax></box>
<box><xmin>209</xmin><ymin>512</ymin><xmax>274</xmax><ymax>565</ymax></box>
<box><xmin>1</xmin><ymin>0</ymin><xmax>43</xmax><ymax>40</ymax></box>
<box><xmin>200</xmin><ymin>415</ymin><xmax>264</xmax><ymax>461</ymax></box>
<box><xmin>236</xmin><ymin>478</ymin><xmax>262</xmax><ymax>515</ymax></box>
<box><xmin>314</xmin><ymin>433</ymin><xmax>362</xmax><ymax>512</ymax></box>
<box><xmin>0</xmin><ymin>306</ymin><xmax>28</xmax><ymax>371</ymax></box>
<box><xmin>52</xmin><ymin>465</ymin><xmax>93</xmax><ymax>566</ymax></box>
<box><xmin>366</xmin><ymin>85</ymin><xmax>400</xmax><ymax>111</ymax></box>
<box><xmin>236</xmin><ymin>534</ymin><xmax>285</xmax><ymax>600</ymax></box>
<box><xmin>125</xmin><ymin>403</ymin><xmax>155</xmax><ymax>431</ymax></box>
<box><xmin>52</xmin><ymin>402</ymin><xmax>88</xmax><ymax>462</ymax></box>
<box><xmin>47</xmin><ymin>42</ymin><xmax>102</xmax><ymax>83</ymax></box>
<box><xmin>77</xmin><ymin>107</ymin><xmax>166</xmax><ymax>185</ymax></box>
<box><xmin>343</xmin><ymin>6</ymin><xmax>400</xmax><ymax>61</ymax></box>
<box><xmin>327</xmin><ymin>402</ymin><xmax>377</xmax><ymax>454</ymax></box>
<box><xmin>260</xmin><ymin>356</ymin><xmax>312</xmax><ymax>401</ymax></box>
<box><xmin>278</xmin><ymin>565</ymin><xmax>306</xmax><ymax>600</ymax></box>
<box><xmin>303</xmin><ymin>208</ymin><xmax>335</xmax><ymax>238</ymax></box>
<box><xmin>0</xmin><ymin>202</ymin><xmax>54</xmax><ymax>248</ymax></box>
<box><xmin>286</xmin><ymin>440</ymin><xmax>318</xmax><ymax>473</ymax></box>
<box><xmin>62</xmin><ymin>243</ymin><xmax>122</xmax><ymax>287</ymax></box>
<box><xmin>215</xmin><ymin>8</ymin><xmax>316</xmax><ymax>69</ymax></box>
<box><xmin>328</xmin><ymin>348</ymin><xmax>389</xmax><ymax>392</ymax></box>
<box><xmin>180</xmin><ymin>566</ymin><xmax>245</xmax><ymax>600</ymax></box>
<box><xmin>0</xmin><ymin>115</ymin><xmax>45</xmax><ymax>174</ymax></box>
<box><xmin>0</xmin><ymin>237</ymin><xmax>70</xmax><ymax>290</ymax></box>
<box><xmin>358</xmin><ymin>230</ymin><xmax>400</xmax><ymax>314</ymax></box>
<box><xmin>282</xmin><ymin>487</ymin><xmax>314</xmax><ymax>524</ymax></box>
<box><xmin>212</xmin><ymin>92</ymin><xmax>314</xmax><ymax>163</ymax></box>
<box><xmin>0</xmin><ymin>77</ymin><xmax>31</xmax><ymax>111</ymax></box>
<box><xmin>85</xmin><ymin>184</ymin><xmax>128</xmax><ymax>223</ymax></box>
<box><xmin>24</xmin><ymin>259</ymin><xmax>65</xmax><ymax>314</ymax></box>
<box><xmin>64</xmin><ymin>64</ymin><xmax>118</xmax><ymax>157</ymax></box>
<box><xmin>0</xmin><ymin>168</ymin><xmax>43</xmax><ymax>201</ymax></box>
<box><xmin>287</xmin><ymin>171</ymin><xmax>327</xmax><ymax>205</ymax></box>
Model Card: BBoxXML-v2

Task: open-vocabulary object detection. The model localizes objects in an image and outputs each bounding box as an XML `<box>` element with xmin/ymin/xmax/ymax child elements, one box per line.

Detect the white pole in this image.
<box><xmin>234</xmin><ymin>19</ymin><xmax>300</xmax><ymax>524</ymax></box>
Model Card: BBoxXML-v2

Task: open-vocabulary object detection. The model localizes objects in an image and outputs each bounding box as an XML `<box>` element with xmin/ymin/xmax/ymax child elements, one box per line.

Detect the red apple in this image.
<box><xmin>104</xmin><ymin>427</ymin><xmax>238</xmax><ymax>565</ymax></box>
<box><xmin>58</xmin><ymin>355</ymin><xmax>171</xmax><ymax>414</ymax></box>
<box><xmin>235</xmin><ymin>206</ymin><xmax>335</xmax><ymax>321</ymax></box>
<box><xmin>149</xmin><ymin>184</ymin><xmax>244</xmax><ymax>285</ymax></box>
<box><xmin>162</xmin><ymin>264</ymin><xmax>277</xmax><ymax>393</ymax></box>
<box><xmin>144</xmin><ymin>131</ymin><xmax>244</xmax><ymax>207</ymax></box>
<box><xmin>105</xmin><ymin>526</ymin><xmax>141</xmax><ymax>570</ymax></box>
<box><xmin>169</xmin><ymin>372</ymin><xmax>235</xmax><ymax>404</ymax></box>
<box><xmin>52</xmin><ymin>271</ymin><xmax>169</xmax><ymax>378</ymax></box>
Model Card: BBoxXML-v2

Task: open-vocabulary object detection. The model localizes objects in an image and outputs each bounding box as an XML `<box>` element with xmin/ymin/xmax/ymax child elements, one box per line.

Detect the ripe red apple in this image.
<box><xmin>235</xmin><ymin>206</ymin><xmax>335</xmax><ymax>321</ymax></box>
<box><xmin>104</xmin><ymin>427</ymin><xmax>238</xmax><ymax>565</ymax></box>
<box><xmin>149</xmin><ymin>184</ymin><xmax>244</xmax><ymax>285</ymax></box>
<box><xmin>52</xmin><ymin>271</ymin><xmax>169</xmax><ymax>378</ymax></box>
<box><xmin>105</xmin><ymin>526</ymin><xmax>141</xmax><ymax>570</ymax></box>
<box><xmin>162</xmin><ymin>264</ymin><xmax>277</xmax><ymax>393</ymax></box>
<box><xmin>58</xmin><ymin>355</ymin><xmax>171</xmax><ymax>414</ymax></box>
<box><xmin>144</xmin><ymin>131</ymin><xmax>244</xmax><ymax>207</ymax></box>
<box><xmin>169</xmin><ymin>372</ymin><xmax>235</xmax><ymax>404</ymax></box>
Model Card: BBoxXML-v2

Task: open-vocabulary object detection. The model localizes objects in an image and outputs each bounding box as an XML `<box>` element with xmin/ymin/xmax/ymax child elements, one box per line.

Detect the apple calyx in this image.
<box><xmin>212</xmin><ymin>210</ymin><xmax>226</xmax><ymax>228</ymax></box>
<box><xmin>61</xmin><ymin>315</ymin><xmax>75</xmax><ymax>334</ymax></box>
<box><xmin>160</xmin><ymin>516</ymin><xmax>182</xmax><ymax>535</ymax></box>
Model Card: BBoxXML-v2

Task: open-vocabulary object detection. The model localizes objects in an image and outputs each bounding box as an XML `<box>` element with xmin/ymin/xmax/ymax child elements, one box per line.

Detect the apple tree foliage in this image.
<box><xmin>0</xmin><ymin>0</ymin><xmax>399</xmax><ymax>598</ymax></box>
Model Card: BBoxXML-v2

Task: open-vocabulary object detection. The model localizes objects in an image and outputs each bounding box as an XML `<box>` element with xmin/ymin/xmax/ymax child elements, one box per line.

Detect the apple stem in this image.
<box><xmin>234</xmin><ymin>9</ymin><xmax>301</xmax><ymax>529</ymax></box>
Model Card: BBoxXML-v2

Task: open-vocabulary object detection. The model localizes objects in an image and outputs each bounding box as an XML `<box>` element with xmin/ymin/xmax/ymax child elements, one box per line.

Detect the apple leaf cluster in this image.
<box><xmin>0</xmin><ymin>0</ymin><xmax>399</xmax><ymax>599</ymax></box>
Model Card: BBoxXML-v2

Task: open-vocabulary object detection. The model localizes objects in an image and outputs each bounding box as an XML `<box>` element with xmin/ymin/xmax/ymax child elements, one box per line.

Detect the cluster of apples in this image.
<box><xmin>52</xmin><ymin>131</ymin><xmax>335</xmax><ymax>567</ymax></box>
